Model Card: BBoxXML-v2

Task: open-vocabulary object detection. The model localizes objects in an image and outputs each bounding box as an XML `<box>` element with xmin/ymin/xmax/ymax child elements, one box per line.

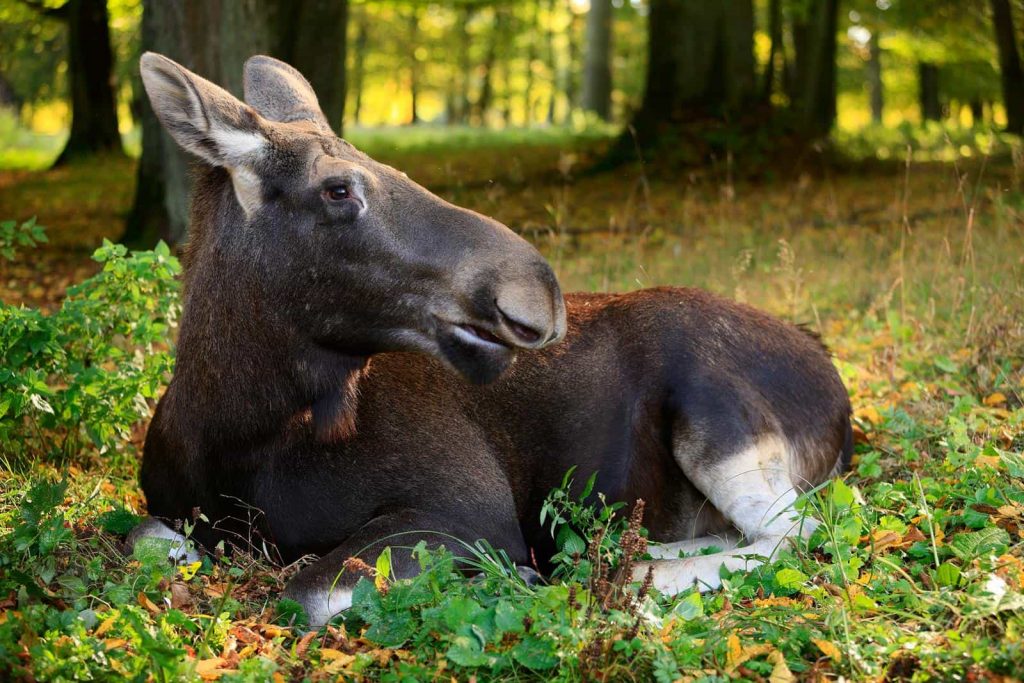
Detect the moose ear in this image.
<box><xmin>243</xmin><ymin>55</ymin><xmax>332</xmax><ymax>133</ymax></box>
<box><xmin>140</xmin><ymin>52</ymin><xmax>267</xmax><ymax>168</ymax></box>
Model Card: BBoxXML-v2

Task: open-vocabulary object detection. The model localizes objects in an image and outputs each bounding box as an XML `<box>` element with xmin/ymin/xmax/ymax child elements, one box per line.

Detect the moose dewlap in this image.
<box><xmin>133</xmin><ymin>52</ymin><xmax>852</xmax><ymax>626</ymax></box>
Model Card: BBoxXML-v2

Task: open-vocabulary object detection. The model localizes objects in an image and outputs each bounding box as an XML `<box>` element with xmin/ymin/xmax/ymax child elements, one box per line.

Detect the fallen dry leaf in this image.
<box><xmin>137</xmin><ymin>592</ymin><xmax>161</xmax><ymax>615</ymax></box>
<box><xmin>195</xmin><ymin>657</ymin><xmax>230</xmax><ymax>681</ymax></box>
<box><xmin>170</xmin><ymin>582</ymin><xmax>193</xmax><ymax>609</ymax></box>
<box><xmin>983</xmin><ymin>392</ymin><xmax>1007</xmax><ymax>407</ymax></box>
<box><xmin>812</xmin><ymin>638</ymin><xmax>842</xmax><ymax>662</ymax></box>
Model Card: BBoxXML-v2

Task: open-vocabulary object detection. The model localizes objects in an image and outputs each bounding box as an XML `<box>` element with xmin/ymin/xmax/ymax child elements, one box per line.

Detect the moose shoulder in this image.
<box><xmin>135</xmin><ymin>53</ymin><xmax>852</xmax><ymax>627</ymax></box>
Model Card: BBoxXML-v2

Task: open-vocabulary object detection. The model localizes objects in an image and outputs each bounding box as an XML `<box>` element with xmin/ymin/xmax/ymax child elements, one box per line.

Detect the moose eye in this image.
<box><xmin>324</xmin><ymin>184</ymin><xmax>350</xmax><ymax>202</ymax></box>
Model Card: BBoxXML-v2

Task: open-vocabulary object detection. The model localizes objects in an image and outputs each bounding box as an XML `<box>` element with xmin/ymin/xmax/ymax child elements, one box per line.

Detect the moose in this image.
<box><xmin>132</xmin><ymin>52</ymin><xmax>852</xmax><ymax>626</ymax></box>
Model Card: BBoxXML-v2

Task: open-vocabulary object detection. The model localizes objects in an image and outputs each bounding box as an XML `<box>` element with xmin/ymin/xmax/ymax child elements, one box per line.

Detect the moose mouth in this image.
<box><xmin>436</xmin><ymin>319</ymin><xmax>518</xmax><ymax>385</ymax></box>
<box><xmin>452</xmin><ymin>323</ymin><xmax>510</xmax><ymax>349</ymax></box>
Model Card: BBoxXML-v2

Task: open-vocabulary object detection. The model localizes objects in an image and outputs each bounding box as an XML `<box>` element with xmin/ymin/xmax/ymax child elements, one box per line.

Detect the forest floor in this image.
<box><xmin>1</xmin><ymin>130</ymin><xmax>1023</xmax><ymax>681</ymax></box>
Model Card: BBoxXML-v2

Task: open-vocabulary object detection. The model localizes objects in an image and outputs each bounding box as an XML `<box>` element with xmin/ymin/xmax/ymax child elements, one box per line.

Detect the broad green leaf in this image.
<box><xmin>774</xmin><ymin>568</ymin><xmax>809</xmax><ymax>592</ymax></box>
<box><xmin>935</xmin><ymin>562</ymin><xmax>961</xmax><ymax>587</ymax></box>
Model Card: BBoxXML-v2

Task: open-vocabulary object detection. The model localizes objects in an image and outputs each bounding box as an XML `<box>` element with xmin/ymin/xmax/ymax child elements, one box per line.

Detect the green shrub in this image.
<box><xmin>0</xmin><ymin>226</ymin><xmax>180</xmax><ymax>468</ymax></box>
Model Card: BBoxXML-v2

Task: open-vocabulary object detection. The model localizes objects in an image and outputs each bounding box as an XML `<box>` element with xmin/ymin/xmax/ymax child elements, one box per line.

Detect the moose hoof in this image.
<box><xmin>516</xmin><ymin>565</ymin><xmax>544</xmax><ymax>587</ymax></box>
<box><xmin>127</xmin><ymin>517</ymin><xmax>200</xmax><ymax>564</ymax></box>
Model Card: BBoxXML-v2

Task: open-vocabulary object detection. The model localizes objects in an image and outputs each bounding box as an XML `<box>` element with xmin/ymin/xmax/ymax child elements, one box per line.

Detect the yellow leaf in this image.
<box><xmin>868</xmin><ymin>529</ymin><xmax>902</xmax><ymax>552</ymax></box>
<box><xmin>261</xmin><ymin>625</ymin><xmax>286</xmax><ymax>638</ymax></box>
<box><xmin>137</xmin><ymin>592</ymin><xmax>160</xmax><ymax>615</ymax></box>
<box><xmin>104</xmin><ymin>638</ymin><xmax>128</xmax><ymax>650</ymax></box>
<box><xmin>976</xmin><ymin>455</ymin><xmax>1002</xmax><ymax>468</ymax></box>
<box><xmin>854</xmin><ymin>406</ymin><xmax>881</xmax><ymax>425</ymax></box>
<box><xmin>983</xmin><ymin>392</ymin><xmax>1007</xmax><ymax>407</ymax></box>
<box><xmin>998</xmin><ymin>504</ymin><xmax>1023</xmax><ymax>518</ymax></box>
<box><xmin>319</xmin><ymin>648</ymin><xmax>355</xmax><ymax>666</ymax></box>
<box><xmin>195</xmin><ymin>657</ymin><xmax>227</xmax><ymax>680</ymax></box>
<box><xmin>94</xmin><ymin>615</ymin><xmax>117</xmax><ymax>636</ymax></box>
<box><xmin>726</xmin><ymin>634</ymin><xmax>742</xmax><ymax>670</ymax></box>
<box><xmin>812</xmin><ymin>638</ymin><xmax>842</xmax><ymax>662</ymax></box>
<box><xmin>752</xmin><ymin>597</ymin><xmax>799</xmax><ymax>608</ymax></box>
<box><xmin>178</xmin><ymin>561</ymin><xmax>202</xmax><ymax>581</ymax></box>
<box><xmin>725</xmin><ymin>636</ymin><xmax>774</xmax><ymax>674</ymax></box>
<box><xmin>767</xmin><ymin>650</ymin><xmax>795</xmax><ymax>683</ymax></box>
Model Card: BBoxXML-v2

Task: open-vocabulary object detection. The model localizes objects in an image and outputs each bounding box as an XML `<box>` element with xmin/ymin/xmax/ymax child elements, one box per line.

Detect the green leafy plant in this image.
<box><xmin>0</xmin><ymin>216</ymin><xmax>46</xmax><ymax>261</ymax></box>
<box><xmin>0</xmin><ymin>238</ymin><xmax>180</xmax><ymax>467</ymax></box>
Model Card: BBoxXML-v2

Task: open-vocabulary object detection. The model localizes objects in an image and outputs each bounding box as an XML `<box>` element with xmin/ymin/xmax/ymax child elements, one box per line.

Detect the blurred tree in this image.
<box><xmin>125</xmin><ymin>0</ymin><xmax>347</xmax><ymax>247</ymax></box>
<box><xmin>626</xmin><ymin>0</ymin><xmax>756</xmax><ymax>149</ymax></box>
<box><xmin>789</xmin><ymin>0</ymin><xmax>839</xmax><ymax>136</ymax></box>
<box><xmin>350</xmin><ymin>7</ymin><xmax>369</xmax><ymax>125</ymax></box>
<box><xmin>918</xmin><ymin>62</ymin><xmax>942</xmax><ymax>121</ymax></box>
<box><xmin>272</xmin><ymin>0</ymin><xmax>348</xmax><ymax>132</ymax></box>
<box><xmin>762</xmin><ymin>0</ymin><xmax>783</xmax><ymax>102</ymax></box>
<box><xmin>867</xmin><ymin>33</ymin><xmax>883</xmax><ymax>123</ymax></box>
<box><xmin>22</xmin><ymin>0</ymin><xmax>123</xmax><ymax>165</ymax></box>
<box><xmin>990</xmin><ymin>0</ymin><xmax>1024</xmax><ymax>133</ymax></box>
<box><xmin>450</xmin><ymin>3</ymin><xmax>475</xmax><ymax>125</ymax></box>
<box><xmin>564</xmin><ymin>6</ymin><xmax>581</xmax><ymax>118</ymax></box>
<box><xmin>582</xmin><ymin>0</ymin><xmax>612</xmax><ymax>120</ymax></box>
<box><xmin>474</xmin><ymin>5</ymin><xmax>505</xmax><ymax>123</ymax></box>
<box><xmin>407</xmin><ymin>5</ymin><xmax>422</xmax><ymax>125</ymax></box>
<box><xmin>545</xmin><ymin>0</ymin><xmax>558</xmax><ymax>123</ymax></box>
<box><xmin>524</xmin><ymin>0</ymin><xmax>538</xmax><ymax>125</ymax></box>
<box><xmin>0</xmin><ymin>72</ymin><xmax>20</xmax><ymax>111</ymax></box>
<box><xmin>0</xmin><ymin>2</ymin><xmax>66</xmax><ymax>114</ymax></box>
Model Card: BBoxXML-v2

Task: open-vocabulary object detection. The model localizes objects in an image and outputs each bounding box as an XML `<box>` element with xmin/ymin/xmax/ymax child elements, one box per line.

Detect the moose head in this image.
<box><xmin>139</xmin><ymin>53</ymin><xmax>566</xmax><ymax>389</ymax></box>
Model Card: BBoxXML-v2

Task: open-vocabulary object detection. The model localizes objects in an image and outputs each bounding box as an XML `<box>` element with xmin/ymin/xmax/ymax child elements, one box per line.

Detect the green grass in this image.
<box><xmin>1</xmin><ymin>128</ymin><xmax>1023</xmax><ymax>681</ymax></box>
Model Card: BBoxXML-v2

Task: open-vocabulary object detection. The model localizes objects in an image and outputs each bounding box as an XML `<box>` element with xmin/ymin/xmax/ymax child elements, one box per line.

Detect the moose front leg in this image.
<box><xmin>283</xmin><ymin>509</ymin><xmax>529</xmax><ymax>627</ymax></box>
<box><xmin>127</xmin><ymin>517</ymin><xmax>200</xmax><ymax>564</ymax></box>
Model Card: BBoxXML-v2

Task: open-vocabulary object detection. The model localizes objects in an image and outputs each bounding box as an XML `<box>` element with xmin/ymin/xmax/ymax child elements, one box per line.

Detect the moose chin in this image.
<box><xmin>131</xmin><ymin>52</ymin><xmax>852</xmax><ymax>627</ymax></box>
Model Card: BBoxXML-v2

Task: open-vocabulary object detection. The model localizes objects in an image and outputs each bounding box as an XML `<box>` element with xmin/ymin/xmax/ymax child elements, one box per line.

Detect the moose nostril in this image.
<box><xmin>496</xmin><ymin>307</ymin><xmax>543</xmax><ymax>345</ymax></box>
<box><xmin>509</xmin><ymin>320</ymin><xmax>542</xmax><ymax>344</ymax></box>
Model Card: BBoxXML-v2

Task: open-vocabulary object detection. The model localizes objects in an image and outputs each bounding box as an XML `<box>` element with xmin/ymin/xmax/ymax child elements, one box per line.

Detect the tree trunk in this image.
<box><xmin>0</xmin><ymin>70</ymin><xmax>22</xmax><ymax>111</ymax></box>
<box><xmin>523</xmin><ymin>2</ymin><xmax>538</xmax><ymax>125</ymax></box>
<box><xmin>868</xmin><ymin>32</ymin><xmax>883</xmax><ymax>124</ymax></box>
<box><xmin>351</xmin><ymin>12</ymin><xmax>368</xmax><ymax>125</ymax></box>
<box><xmin>581</xmin><ymin>0</ymin><xmax>612</xmax><ymax>120</ymax></box>
<box><xmin>126</xmin><ymin>0</ymin><xmax>274</xmax><ymax>247</ymax></box>
<box><xmin>271</xmin><ymin>0</ymin><xmax>348</xmax><ymax>133</ymax></box>
<box><xmin>546</xmin><ymin>0</ymin><xmax>557</xmax><ymax>124</ymax></box>
<box><xmin>790</xmin><ymin>0</ymin><xmax>838</xmax><ymax>137</ymax></box>
<box><xmin>629</xmin><ymin>0</ymin><xmax>755</xmax><ymax>147</ymax></box>
<box><xmin>123</xmin><ymin>0</ymin><xmax>167</xmax><ymax>247</ymax></box>
<box><xmin>564</xmin><ymin>9</ymin><xmax>581</xmax><ymax>118</ymax></box>
<box><xmin>919</xmin><ymin>62</ymin><xmax>942</xmax><ymax>122</ymax></box>
<box><xmin>475</xmin><ymin>8</ymin><xmax>503</xmax><ymax>123</ymax></box>
<box><xmin>127</xmin><ymin>0</ymin><xmax>347</xmax><ymax>247</ymax></box>
<box><xmin>970</xmin><ymin>99</ymin><xmax>985</xmax><ymax>126</ymax></box>
<box><xmin>407</xmin><ymin>7</ymin><xmax>420</xmax><ymax>125</ymax></box>
<box><xmin>54</xmin><ymin>0</ymin><xmax>123</xmax><ymax>166</ymax></box>
<box><xmin>454</xmin><ymin>4</ymin><xmax>473</xmax><ymax>125</ymax></box>
<box><xmin>990</xmin><ymin>0</ymin><xmax>1024</xmax><ymax>134</ymax></box>
<box><xmin>762</xmin><ymin>0</ymin><xmax>782</xmax><ymax>102</ymax></box>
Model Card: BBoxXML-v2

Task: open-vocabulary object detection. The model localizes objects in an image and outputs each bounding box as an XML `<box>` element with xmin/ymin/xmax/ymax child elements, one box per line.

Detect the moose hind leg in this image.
<box><xmin>645</xmin><ymin>531</ymin><xmax>742</xmax><ymax>560</ymax></box>
<box><xmin>635</xmin><ymin>434</ymin><xmax>815</xmax><ymax>594</ymax></box>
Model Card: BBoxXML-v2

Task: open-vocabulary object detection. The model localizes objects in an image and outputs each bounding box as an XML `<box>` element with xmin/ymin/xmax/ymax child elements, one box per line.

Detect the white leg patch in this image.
<box><xmin>646</xmin><ymin>532</ymin><xmax>741</xmax><ymax>560</ymax></box>
<box><xmin>638</xmin><ymin>435</ymin><xmax>815</xmax><ymax>595</ymax></box>
<box><xmin>292</xmin><ymin>585</ymin><xmax>353</xmax><ymax>628</ymax></box>
<box><xmin>128</xmin><ymin>517</ymin><xmax>200</xmax><ymax>564</ymax></box>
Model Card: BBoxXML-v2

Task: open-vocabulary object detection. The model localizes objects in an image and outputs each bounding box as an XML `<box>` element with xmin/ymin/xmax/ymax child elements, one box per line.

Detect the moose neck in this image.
<box><xmin>166</xmin><ymin>169</ymin><xmax>366</xmax><ymax>448</ymax></box>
